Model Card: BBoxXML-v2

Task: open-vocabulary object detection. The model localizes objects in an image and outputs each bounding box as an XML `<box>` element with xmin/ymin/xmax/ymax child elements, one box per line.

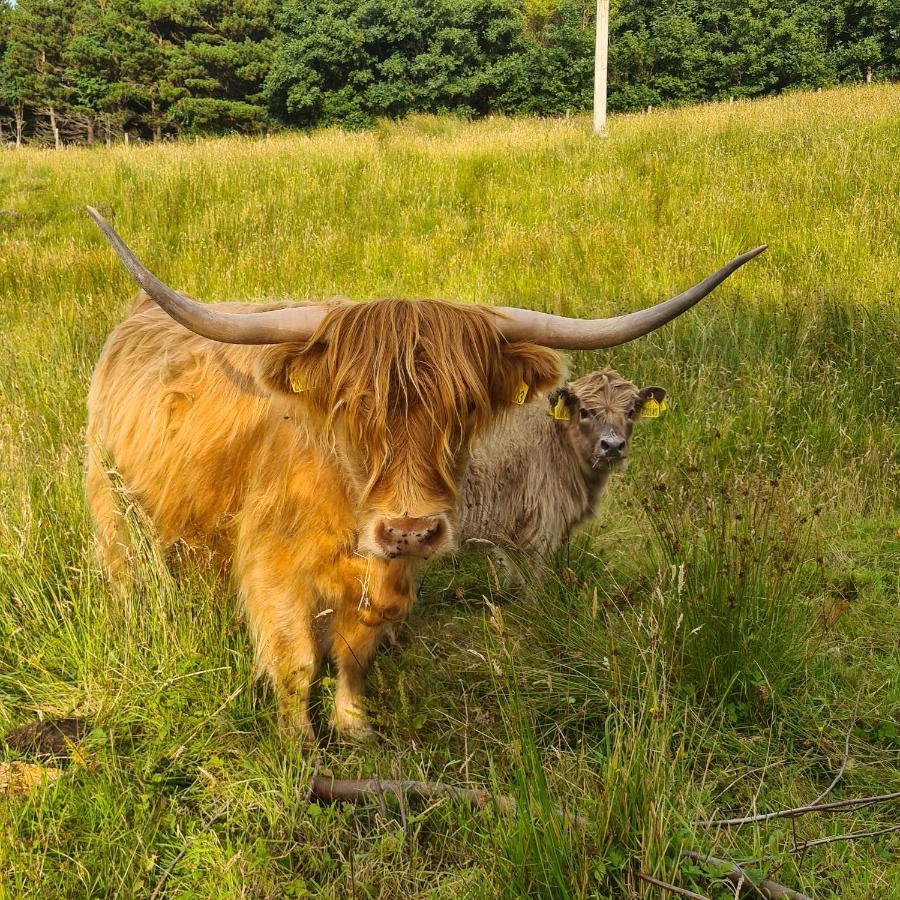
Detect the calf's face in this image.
<box><xmin>549</xmin><ymin>370</ymin><xmax>666</xmax><ymax>470</ymax></box>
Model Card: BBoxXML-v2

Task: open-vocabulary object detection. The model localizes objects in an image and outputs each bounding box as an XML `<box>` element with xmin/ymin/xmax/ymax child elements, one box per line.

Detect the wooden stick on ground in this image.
<box><xmin>740</xmin><ymin>823</ymin><xmax>900</xmax><ymax>864</ymax></box>
<box><xmin>308</xmin><ymin>775</ymin><xmax>811</xmax><ymax>899</ymax></box>
<box><xmin>309</xmin><ymin>773</ymin><xmax>593</xmax><ymax>827</ymax></box>
<box><xmin>685</xmin><ymin>851</ymin><xmax>812</xmax><ymax>900</ymax></box>
<box><xmin>807</xmin><ymin>690</ymin><xmax>861</xmax><ymax>808</ymax></box>
<box><xmin>635</xmin><ymin>870</ymin><xmax>710</xmax><ymax>899</ymax></box>
<box><xmin>789</xmin><ymin>823</ymin><xmax>900</xmax><ymax>853</ymax></box>
<box><xmin>149</xmin><ymin>806</ymin><xmax>227</xmax><ymax>900</ymax></box>
<box><xmin>309</xmin><ymin>774</ymin><xmax>515</xmax><ymax>814</ymax></box>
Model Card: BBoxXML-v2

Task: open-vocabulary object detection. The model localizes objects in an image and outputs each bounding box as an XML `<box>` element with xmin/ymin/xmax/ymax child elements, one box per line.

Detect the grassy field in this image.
<box><xmin>0</xmin><ymin>84</ymin><xmax>898</xmax><ymax>898</ymax></box>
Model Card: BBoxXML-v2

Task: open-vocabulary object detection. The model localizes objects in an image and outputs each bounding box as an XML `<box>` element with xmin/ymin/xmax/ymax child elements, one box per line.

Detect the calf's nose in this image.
<box><xmin>599</xmin><ymin>435</ymin><xmax>626</xmax><ymax>457</ymax></box>
<box><xmin>374</xmin><ymin>515</ymin><xmax>449</xmax><ymax>559</ymax></box>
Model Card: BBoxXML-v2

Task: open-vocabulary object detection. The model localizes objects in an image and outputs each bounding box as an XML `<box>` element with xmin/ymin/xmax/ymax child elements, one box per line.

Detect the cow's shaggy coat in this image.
<box><xmin>87</xmin><ymin>293</ymin><xmax>561</xmax><ymax>740</ymax></box>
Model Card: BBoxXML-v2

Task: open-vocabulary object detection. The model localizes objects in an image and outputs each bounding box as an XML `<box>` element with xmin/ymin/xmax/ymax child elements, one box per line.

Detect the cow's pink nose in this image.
<box><xmin>374</xmin><ymin>515</ymin><xmax>449</xmax><ymax>559</ymax></box>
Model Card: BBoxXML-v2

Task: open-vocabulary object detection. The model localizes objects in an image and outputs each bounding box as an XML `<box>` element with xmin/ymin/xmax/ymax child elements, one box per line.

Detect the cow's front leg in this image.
<box><xmin>330</xmin><ymin>557</ymin><xmax>416</xmax><ymax>739</ymax></box>
<box><xmin>237</xmin><ymin>554</ymin><xmax>322</xmax><ymax>744</ymax></box>
<box><xmin>330</xmin><ymin>609</ymin><xmax>382</xmax><ymax>739</ymax></box>
<box><xmin>271</xmin><ymin>621</ymin><xmax>321</xmax><ymax>744</ymax></box>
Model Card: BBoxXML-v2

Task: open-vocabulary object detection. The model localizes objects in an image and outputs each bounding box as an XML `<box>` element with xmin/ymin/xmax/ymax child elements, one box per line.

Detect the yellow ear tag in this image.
<box><xmin>513</xmin><ymin>382</ymin><xmax>529</xmax><ymax>405</ymax></box>
<box><xmin>289</xmin><ymin>372</ymin><xmax>307</xmax><ymax>394</ymax></box>
<box><xmin>550</xmin><ymin>395</ymin><xmax>570</xmax><ymax>420</ymax></box>
<box><xmin>640</xmin><ymin>397</ymin><xmax>668</xmax><ymax>419</ymax></box>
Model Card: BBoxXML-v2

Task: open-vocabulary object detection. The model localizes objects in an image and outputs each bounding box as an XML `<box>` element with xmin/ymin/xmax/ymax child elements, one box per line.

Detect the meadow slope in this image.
<box><xmin>0</xmin><ymin>85</ymin><xmax>898</xmax><ymax>897</ymax></box>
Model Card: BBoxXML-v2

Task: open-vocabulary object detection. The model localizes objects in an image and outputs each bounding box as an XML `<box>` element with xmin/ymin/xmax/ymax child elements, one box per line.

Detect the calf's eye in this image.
<box><xmin>579</xmin><ymin>408</ymin><xmax>590</xmax><ymax>421</ymax></box>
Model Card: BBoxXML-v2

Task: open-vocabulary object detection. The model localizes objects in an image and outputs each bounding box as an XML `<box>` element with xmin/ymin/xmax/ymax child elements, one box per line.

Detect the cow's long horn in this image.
<box><xmin>491</xmin><ymin>245</ymin><xmax>766</xmax><ymax>349</ymax></box>
<box><xmin>87</xmin><ymin>207</ymin><xmax>330</xmax><ymax>344</ymax></box>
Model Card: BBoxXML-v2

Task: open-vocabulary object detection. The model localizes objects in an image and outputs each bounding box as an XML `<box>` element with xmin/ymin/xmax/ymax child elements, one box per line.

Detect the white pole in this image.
<box><xmin>593</xmin><ymin>0</ymin><xmax>609</xmax><ymax>135</ymax></box>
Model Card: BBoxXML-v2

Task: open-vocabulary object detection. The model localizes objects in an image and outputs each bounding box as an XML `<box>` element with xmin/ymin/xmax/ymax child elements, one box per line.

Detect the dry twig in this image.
<box><xmin>635</xmin><ymin>870</ymin><xmax>710</xmax><ymax>898</ymax></box>
<box><xmin>790</xmin><ymin>823</ymin><xmax>900</xmax><ymax>853</ymax></box>
<box><xmin>700</xmin><ymin>693</ymin><xmax>875</xmax><ymax>830</ymax></box>
<box><xmin>740</xmin><ymin>823</ymin><xmax>900</xmax><ymax>864</ymax></box>
<box><xmin>309</xmin><ymin>773</ymin><xmax>590</xmax><ymax>827</ymax></box>
<box><xmin>808</xmin><ymin>689</ymin><xmax>861</xmax><ymax>808</ymax></box>
<box><xmin>310</xmin><ymin>774</ymin><xmax>514</xmax><ymax>814</ymax></box>
<box><xmin>698</xmin><ymin>791</ymin><xmax>900</xmax><ymax>828</ymax></box>
<box><xmin>685</xmin><ymin>851</ymin><xmax>811</xmax><ymax>900</ymax></box>
<box><xmin>149</xmin><ymin>806</ymin><xmax>226</xmax><ymax>900</ymax></box>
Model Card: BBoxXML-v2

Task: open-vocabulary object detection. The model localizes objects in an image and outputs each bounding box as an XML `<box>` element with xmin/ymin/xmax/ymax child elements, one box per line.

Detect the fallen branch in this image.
<box><xmin>697</xmin><ymin>791</ymin><xmax>900</xmax><ymax>828</ymax></box>
<box><xmin>309</xmin><ymin>773</ymin><xmax>594</xmax><ymax>826</ymax></box>
<box><xmin>309</xmin><ymin>775</ymin><xmax>809</xmax><ymax>899</ymax></box>
<box><xmin>635</xmin><ymin>870</ymin><xmax>710</xmax><ymax>898</ymax></box>
<box><xmin>700</xmin><ymin>694</ymin><xmax>870</xmax><ymax>831</ymax></box>
<box><xmin>790</xmin><ymin>823</ymin><xmax>900</xmax><ymax>853</ymax></box>
<box><xmin>685</xmin><ymin>851</ymin><xmax>811</xmax><ymax>900</ymax></box>
<box><xmin>149</xmin><ymin>806</ymin><xmax>226</xmax><ymax>900</ymax></box>
<box><xmin>310</xmin><ymin>774</ymin><xmax>514</xmax><ymax>814</ymax></box>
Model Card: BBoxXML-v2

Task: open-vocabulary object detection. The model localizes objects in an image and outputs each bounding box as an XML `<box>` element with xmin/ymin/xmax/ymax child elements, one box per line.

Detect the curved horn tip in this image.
<box><xmin>86</xmin><ymin>205</ymin><xmax>116</xmax><ymax>237</ymax></box>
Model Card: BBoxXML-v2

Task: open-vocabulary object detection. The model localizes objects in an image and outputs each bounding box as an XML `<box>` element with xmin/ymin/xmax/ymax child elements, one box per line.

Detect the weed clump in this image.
<box><xmin>645</xmin><ymin>468</ymin><xmax>821</xmax><ymax>717</ymax></box>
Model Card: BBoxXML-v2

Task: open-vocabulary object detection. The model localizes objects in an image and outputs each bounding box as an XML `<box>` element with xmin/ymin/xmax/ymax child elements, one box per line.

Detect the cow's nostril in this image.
<box><xmin>373</xmin><ymin>515</ymin><xmax>450</xmax><ymax>558</ymax></box>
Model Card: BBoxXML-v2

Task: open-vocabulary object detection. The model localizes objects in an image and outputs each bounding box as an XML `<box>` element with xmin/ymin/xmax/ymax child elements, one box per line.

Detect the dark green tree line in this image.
<box><xmin>0</xmin><ymin>0</ymin><xmax>896</xmax><ymax>145</ymax></box>
<box><xmin>0</xmin><ymin>0</ymin><xmax>277</xmax><ymax>144</ymax></box>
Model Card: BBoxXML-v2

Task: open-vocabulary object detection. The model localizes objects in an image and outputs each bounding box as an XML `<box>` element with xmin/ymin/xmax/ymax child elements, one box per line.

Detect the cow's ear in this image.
<box><xmin>255</xmin><ymin>343</ymin><xmax>329</xmax><ymax>402</ymax></box>
<box><xmin>638</xmin><ymin>386</ymin><xmax>666</xmax><ymax>406</ymax></box>
<box><xmin>493</xmin><ymin>342</ymin><xmax>564</xmax><ymax>409</ymax></box>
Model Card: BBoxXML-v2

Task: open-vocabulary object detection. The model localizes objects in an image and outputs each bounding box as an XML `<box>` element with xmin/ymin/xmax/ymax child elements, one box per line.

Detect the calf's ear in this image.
<box><xmin>492</xmin><ymin>342</ymin><xmax>564</xmax><ymax>409</ymax></box>
<box><xmin>636</xmin><ymin>385</ymin><xmax>667</xmax><ymax>415</ymax></box>
<box><xmin>547</xmin><ymin>386</ymin><xmax>577</xmax><ymax>420</ymax></box>
<box><xmin>641</xmin><ymin>385</ymin><xmax>666</xmax><ymax>403</ymax></box>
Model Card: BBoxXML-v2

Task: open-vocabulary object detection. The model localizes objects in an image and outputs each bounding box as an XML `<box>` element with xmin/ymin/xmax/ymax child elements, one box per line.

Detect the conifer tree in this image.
<box><xmin>3</xmin><ymin>0</ymin><xmax>77</xmax><ymax>147</ymax></box>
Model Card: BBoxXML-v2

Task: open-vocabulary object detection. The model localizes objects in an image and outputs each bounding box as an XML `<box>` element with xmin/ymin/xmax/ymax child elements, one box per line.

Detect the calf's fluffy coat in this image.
<box><xmin>458</xmin><ymin>370</ymin><xmax>665</xmax><ymax>574</ymax></box>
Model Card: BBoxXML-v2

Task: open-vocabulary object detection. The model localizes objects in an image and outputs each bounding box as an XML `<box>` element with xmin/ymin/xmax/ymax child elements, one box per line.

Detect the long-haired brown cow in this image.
<box><xmin>85</xmin><ymin>207</ymin><xmax>764</xmax><ymax>742</ymax></box>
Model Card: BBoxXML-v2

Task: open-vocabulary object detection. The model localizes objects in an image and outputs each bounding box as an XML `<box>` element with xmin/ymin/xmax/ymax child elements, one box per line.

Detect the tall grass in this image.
<box><xmin>1</xmin><ymin>85</ymin><xmax>898</xmax><ymax>896</ymax></box>
<box><xmin>646</xmin><ymin>469</ymin><xmax>820</xmax><ymax>713</ymax></box>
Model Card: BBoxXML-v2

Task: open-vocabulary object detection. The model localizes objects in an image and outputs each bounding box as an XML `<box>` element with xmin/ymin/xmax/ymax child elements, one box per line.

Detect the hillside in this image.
<box><xmin>0</xmin><ymin>85</ymin><xmax>898</xmax><ymax>897</ymax></box>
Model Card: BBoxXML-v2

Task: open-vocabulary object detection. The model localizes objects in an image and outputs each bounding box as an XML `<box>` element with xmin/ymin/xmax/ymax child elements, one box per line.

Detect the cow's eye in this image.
<box><xmin>467</xmin><ymin>400</ymin><xmax>477</xmax><ymax>415</ymax></box>
<box><xmin>579</xmin><ymin>407</ymin><xmax>590</xmax><ymax>421</ymax></box>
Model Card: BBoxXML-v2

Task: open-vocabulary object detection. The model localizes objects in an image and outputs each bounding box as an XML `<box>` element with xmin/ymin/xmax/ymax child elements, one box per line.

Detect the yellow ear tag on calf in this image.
<box><xmin>513</xmin><ymin>382</ymin><xmax>529</xmax><ymax>405</ymax></box>
<box><xmin>289</xmin><ymin>372</ymin><xmax>307</xmax><ymax>394</ymax></box>
<box><xmin>640</xmin><ymin>398</ymin><xmax>668</xmax><ymax>419</ymax></box>
<box><xmin>550</xmin><ymin>396</ymin><xmax>570</xmax><ymax>420</ymax></box>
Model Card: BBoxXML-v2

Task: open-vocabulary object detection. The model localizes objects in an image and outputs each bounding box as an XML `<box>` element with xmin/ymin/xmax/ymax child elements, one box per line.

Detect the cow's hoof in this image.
<box><xmin>332</xmin><ymin>708</ymin><xmax>374</xmax><ymax>742</ymax></box>
<box><xmin>279</xmin><ymin>713</ymin><xmax>317</xmax><ymax>747</ymax></box>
